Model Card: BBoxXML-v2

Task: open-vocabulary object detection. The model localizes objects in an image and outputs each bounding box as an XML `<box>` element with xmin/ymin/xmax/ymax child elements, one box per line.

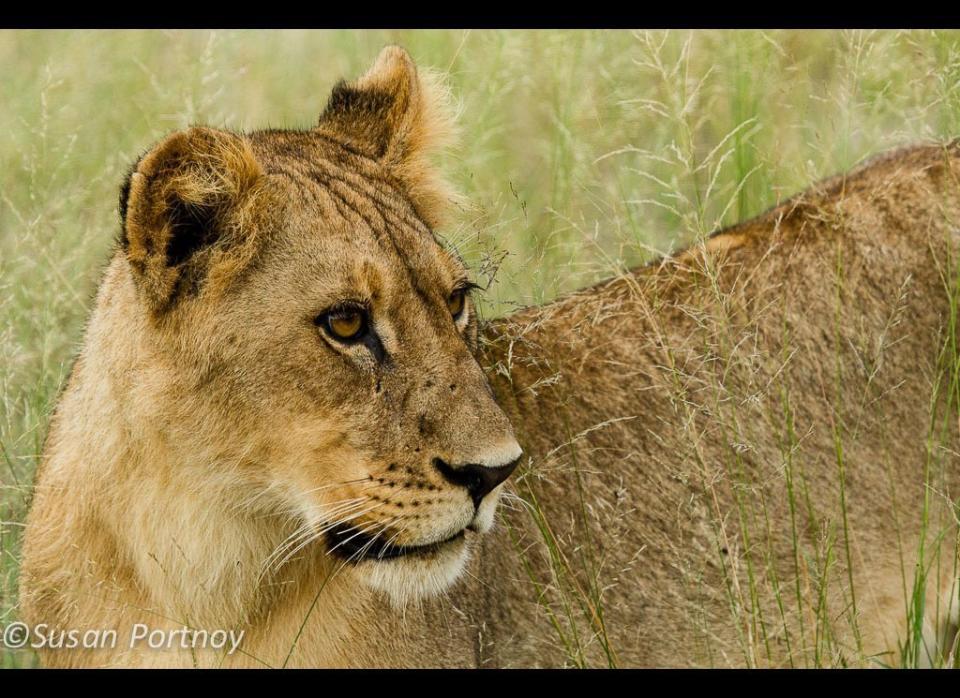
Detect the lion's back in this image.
<box><xmin>478</xmin><ymin>141</ymin><xmax>960</xmax><ymax>667</ymax></box>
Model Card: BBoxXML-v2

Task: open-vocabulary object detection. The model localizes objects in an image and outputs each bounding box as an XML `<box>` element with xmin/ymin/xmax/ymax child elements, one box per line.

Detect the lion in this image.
<box><xmin>18</xmin><ymin>46</ymin><xmax>960</xmax><ymax>668</ymax></box>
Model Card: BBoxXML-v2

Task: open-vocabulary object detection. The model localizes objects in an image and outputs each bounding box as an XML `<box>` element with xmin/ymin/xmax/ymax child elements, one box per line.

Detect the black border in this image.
<box><xmin>3</xmin><ymin>8</ymin><xmax>960</xmax><ymax>29</ymax></box>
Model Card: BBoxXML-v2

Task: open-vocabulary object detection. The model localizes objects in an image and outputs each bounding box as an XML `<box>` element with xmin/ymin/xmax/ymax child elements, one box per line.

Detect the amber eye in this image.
<box><xmin>447</xmin><ymin>290</ymin><xmax>466</xmax><ymax>318</ymax></box>
<box><xmin>324</xmin><ymin>310</ymin><xmax>366</xmax><ymax>342</ymax></box>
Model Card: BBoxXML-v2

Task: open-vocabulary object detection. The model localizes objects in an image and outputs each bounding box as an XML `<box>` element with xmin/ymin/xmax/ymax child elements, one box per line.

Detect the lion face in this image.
<box><xmin>118</xmin><ymin>47</ymin><xmax>521</xmax><ymax>603</ymax></box>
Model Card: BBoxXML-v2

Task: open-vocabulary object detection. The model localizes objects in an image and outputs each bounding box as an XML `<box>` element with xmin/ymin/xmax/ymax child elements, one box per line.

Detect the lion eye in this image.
<box><xmin>324</xmin><ymin>310</ymin><xmax>366</xmax><ymax>341</ymax></box>
<box><xmin>447</xmin><ymin>290</ymin><xmax>466</xmax><ymax>318</ymax></box>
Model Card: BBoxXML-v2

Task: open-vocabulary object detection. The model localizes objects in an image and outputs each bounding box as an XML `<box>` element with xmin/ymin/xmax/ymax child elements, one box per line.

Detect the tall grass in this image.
<box><xmin>2</xmin><ymin>29</ymin><xmax>960</xmax><ymax>667</ymax></box>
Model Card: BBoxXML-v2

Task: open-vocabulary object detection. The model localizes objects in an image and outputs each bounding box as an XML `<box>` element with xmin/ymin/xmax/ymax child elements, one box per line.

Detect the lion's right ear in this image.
<box><xmin>119</xmin><ymin>127</ymin><xmax>263</xmax><ymax>313</ymax></box>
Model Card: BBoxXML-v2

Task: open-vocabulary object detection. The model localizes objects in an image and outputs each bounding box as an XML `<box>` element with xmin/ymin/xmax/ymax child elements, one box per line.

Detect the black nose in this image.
<box><xmin>433</xmin><ymin>457</ymin><xmax>520</xmax><ymax>508</ymax></box>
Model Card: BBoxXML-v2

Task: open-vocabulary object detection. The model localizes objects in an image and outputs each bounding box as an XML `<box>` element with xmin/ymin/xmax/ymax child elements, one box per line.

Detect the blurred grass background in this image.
<box><xmin>1</xmin><ymin>29</ymin><xmax>960</xmax><ymax>667</ymax></box>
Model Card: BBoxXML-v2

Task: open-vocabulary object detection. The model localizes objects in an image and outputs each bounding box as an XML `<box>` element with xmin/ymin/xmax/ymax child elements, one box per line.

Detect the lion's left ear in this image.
<box><xmin>317</xmin><ymin>45</ymin><xmax>460</xmax><ymax>228</ymax></box>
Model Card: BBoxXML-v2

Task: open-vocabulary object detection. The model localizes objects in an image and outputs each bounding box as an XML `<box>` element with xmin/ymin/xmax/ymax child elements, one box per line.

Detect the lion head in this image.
<box><xmin>117</xmin><ymin>46</ymin><xmax>522</xmax><ymax>604</ymax></box>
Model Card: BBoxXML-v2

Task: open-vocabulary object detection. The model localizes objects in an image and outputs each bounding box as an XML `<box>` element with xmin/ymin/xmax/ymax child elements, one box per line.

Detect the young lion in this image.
<box><xmin>19</xmin><ymin>46</ymin><xmax>960</xmax><ymax>668</ymax></box>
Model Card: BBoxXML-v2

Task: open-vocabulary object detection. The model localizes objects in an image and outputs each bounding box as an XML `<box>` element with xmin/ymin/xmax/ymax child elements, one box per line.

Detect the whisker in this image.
<box><xmin>274</xmin><ymin>503</ymin><xmax>387</xmax><ymax>572</ymax></box>
<box><xmin>377</xmin><ymin>524</ymin><xmax>409</xmax><ymax>560</ymax></box>
<box><xmin>260</xmin><ymin>497</ymin><xmax>374</xmax><ymax>578</ymax></box>
<box><xmin>297</xmin><ymin>477</ymin><xmax>376</xmax><ymax>497</ymax></box>
<box><xmin>314</xmin><ymin>502</ymin><xmax>386</xmax><ymax>535</ymax></box>
<box><xmin>325</xmin><ymin>509</ymin><xmax>395</xmax><ymax>557</ymax></box>
<box><xmin>259</xmin><ymin>522</ymin><xmax>316</xmax><ymax>582</ymax></box>
<box><xmin>342</xmin><ymin>517</ymin><xmax>402</xmax><ymax>563</ymax></box>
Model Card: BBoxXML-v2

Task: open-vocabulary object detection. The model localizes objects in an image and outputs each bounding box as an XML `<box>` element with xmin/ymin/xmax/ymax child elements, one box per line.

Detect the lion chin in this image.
<box><xmin>357</xmin><ymin>534</ymin><xmax>473</xmax><ymax>607</ymax></box>
<box><xmin>347</xmin><ymin>483</ymin><xmax>501</xmax><ymax>607</ymax></box>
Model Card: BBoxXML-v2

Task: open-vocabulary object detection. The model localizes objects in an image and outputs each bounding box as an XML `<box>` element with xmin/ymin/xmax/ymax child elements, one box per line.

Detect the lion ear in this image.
<box><xmin>120</xmin><ymin>126</ymin><xmax>263</xmax><ymax>313</ymax></box>
<box><xmin>317</xmin><ymin>45</ymin><xmax>461</xmax><ymax>228</ymax></box>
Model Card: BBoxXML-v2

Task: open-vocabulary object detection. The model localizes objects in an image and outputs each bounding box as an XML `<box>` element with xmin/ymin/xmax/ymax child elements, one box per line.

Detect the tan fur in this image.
<box><xmin>19</xmin><ymin>47</ymin><xmax>960</xmax><ymax>667</ymax></box>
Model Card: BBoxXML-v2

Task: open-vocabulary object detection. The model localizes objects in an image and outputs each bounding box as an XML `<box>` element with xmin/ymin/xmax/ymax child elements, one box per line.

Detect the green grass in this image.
<box><xmin>2</xmin><ymin>29</ymin><xmax>960</xmax><ymax>668</ymax></box>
